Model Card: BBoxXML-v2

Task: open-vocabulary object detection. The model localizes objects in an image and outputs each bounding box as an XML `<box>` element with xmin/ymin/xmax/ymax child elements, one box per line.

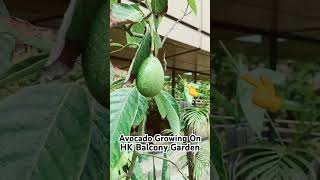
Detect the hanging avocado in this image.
<box><xmin>136</xmin><ymin>54</ymin><xmax>164</xmax><ymax>97</ymax></box>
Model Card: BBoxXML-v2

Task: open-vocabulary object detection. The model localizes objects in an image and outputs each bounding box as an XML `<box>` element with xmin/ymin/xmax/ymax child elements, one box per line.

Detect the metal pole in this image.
<box><xmin>269</xmin><ymin>0</ymin><xmax>278</xmax><ymax>70</ymax></box>
<box><xmin>171</xmin><ymin>68</ymin><xmax>176</xmax><ymax>97</ymax></box>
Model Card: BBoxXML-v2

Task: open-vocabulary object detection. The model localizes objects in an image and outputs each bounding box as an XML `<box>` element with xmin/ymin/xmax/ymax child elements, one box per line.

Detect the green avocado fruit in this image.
<box><xmin>82</xmin><ymin>2</ymin><xmax>109</xmax><ymax>107</ymax></box>
<box><xmin>136</xmin><ymin>54</ymin><xmax>164</xmax><ymax>97</ymax></box>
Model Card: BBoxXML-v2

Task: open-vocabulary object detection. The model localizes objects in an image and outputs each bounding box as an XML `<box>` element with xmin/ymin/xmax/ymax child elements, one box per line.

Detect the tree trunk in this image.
<box><xmin>186</xmin><ymin>128</ymin><xmax>195</xmax><ymax>180</ymax></box>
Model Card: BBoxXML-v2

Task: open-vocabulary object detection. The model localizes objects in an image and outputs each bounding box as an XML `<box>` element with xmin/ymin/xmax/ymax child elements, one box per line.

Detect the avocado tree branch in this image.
<box><xmin>161</xmin><ymin>4</ymin><xmax>192</xmax><ymax>46</ymax></box>
<box><xmin>111</xmin><ymin>43</ymin><xmax>139</xmax><ymax>54</ymax></box>
<box><xmin>125</xmin><ymin>120</ymin><xmax>146</xmax><ymax>180</ymax></box>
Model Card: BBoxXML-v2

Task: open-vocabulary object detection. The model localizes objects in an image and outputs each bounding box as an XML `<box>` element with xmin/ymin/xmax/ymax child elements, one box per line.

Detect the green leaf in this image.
<box><xmin>148</xmin><ymin>172</ymin><xmax>153</xmax><ymax>180</ymax></box>
<box><xmin>133</xmin><ymin>93</ymin><xmax>149</xmax><ymax>125</ymax></box>
<box><xmin>111</xmin><ymin>3</ymin><xmax>144</xmax><ymax>22</ymax></box>
<box><xmin>126</xmin><ymin>21</ymin><xmax>146</xmax><ymax>46</ymax></box>
<box><xmin>110</xmin><ymin>62</ymin><xmax>115</xmax><ymax>86</ymax></box>
<box><xmin>154</xmin><ymin>16</ymin><xmax>163</xmax><ymax>30</ymax></box>
<box><xmin>0</xmin><ymin>83</ymin><xmax>92</xmax><ymax>179</ymax></box>
<box><xmin>125</xmin><ymin>31</ymin><xmax>151</xmax><ymax>82</ymax></box>
<box><xmin>133</xmin><ymin>161</ymin><xmax>143</xmax><ymax>180</ymax></box>
<box><xmin>239</xmin><ymin>86</ymin><xmax>265</xmax><ymax>136</ymax></box>
<box><xmin>0</xmin><ymin>54</ymin><xmax>49</xmax><ymax>87</ymax></box>
<box><xmin>161</xmin><ymin>153</ymin><xmax>170</xmax><ymax>180</ymax></box>
<box><xmin>153</xmin><ymin>30</ymin><xmax>162</xmax><ymax>55</ymax></box>
<box><xmin>110</xmin><ymin>42</ymin><xmax>123</xmax><ymax>47</ymax></box>
<box><xmin>211</xmin><ymin>88</ymin><xmax>236</xmax><ymax>117</ymax></box>
<box><xmin>148</xmin><ymin>15</ymin><xmax>162</xmax><ymax>55</ymax></box>
<box><xmin>237</xmin><ymin>77</ymin><xmax>265</xmax><ymax>136</ymax></box>
<box><xmin>244</xmin><ymin>161</ymin><xmax>278</xmax><ymax>180</ymax></box>
<box><xmin>194</xmin><ymin>143</ymin><xmax>210</xmax><ymax>179</ymax></box>
<box><xmin>110</xmin><ymin>0</ymin><xmax>118</xmax><ymax>9</ymax></box>
<box><xmin>235</xmin><ymin>155</ymin><xmax>279</xmax><ymax>178</ymax></box>
<box><xmin>249</xmin><ymin>68</ymin><xmax>286</xmax><ymax>85</ymax></box>
<box><xmin>211</xmin><ymin>129</ymin><xmax>227</xmax><ymax>180</ymax></box>
<box><xmin>155</xmin><ymin>93</ymin><xmax>167</xmax><ymax>119</ymax></box>
<box><xmin>155</xmin><ymin>90</ymin><xmax>180</xmax><ymax>134</ymax></box>
<box><xmin>187</xmin><ymin>0</ymin><xmax>197</xmax><ymax>15</ymax></box>
<box><xmin>182</xmin><ymin>107</ymin><xmax>208</xmax><ymax>131</ymax></box>
<box><xmin>233</xmin><ymin>145</ymin><xmax>316</xmax><ymax>180</ymax></box>
<box><xmin>110</xmin><ymin>87</ymin><xmax>140</xmax><ymax>168</ymax></box>
<box><xmin>80</xmin><ymin>99</ymin><xmax>108</xmax><ymax>180</ymax></box>
<box><xmin>282</xmin><ymin>157</ymin><xmax>307</xmax><ymax>180</ymax></box>
<box><xmin>151</xmin><ymin>0</ymin><xmax>168</xmax><ymax>14</ymax></box>
<box><xmin>110</xmin><ymin>152</ymin><xmax>132</xmax><ymax>180</ymax></box>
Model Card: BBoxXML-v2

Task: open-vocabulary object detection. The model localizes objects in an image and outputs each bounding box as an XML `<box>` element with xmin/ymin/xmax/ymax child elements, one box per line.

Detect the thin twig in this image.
<box><xmin>117</xmin><ymin>174</ymin><xmax>129</xmax><ymax>180</ymax></box>
<box><xmin>161</xmin><ymin>4</ymin><xmax>192</xmax><ymax>46</ymax></box>
<box><xmin>140</xmin><ymin>153</ymin><xmax>188</xmax><ymax>180</ymax></box>
<box><xmin>121</xmin><ymin>25</ymin><xmax>144</xmax><ymax>38</ymax></box>
<box><xmin>218</xmin><ymin>40</ymin><xmax>240</xmax><ymax>74</ymax></box>
<box><xmin>125</xmin><ymin>121</ymin><xmax>146</xmax><ymax>180</ymax></box>
<box><xmin>265</xmin><ymin>112</ymin><xmax>284</xmax><ymax>146</ymax></box>
<box><xmin>125</xmin><ymin>151</ymin><xmax>138</xmax><ymax>180</ymax></box>
<box><xmin>111</xmin><ymin>43</ymin><xmax>139</xmax><ymax>54</ymax></box>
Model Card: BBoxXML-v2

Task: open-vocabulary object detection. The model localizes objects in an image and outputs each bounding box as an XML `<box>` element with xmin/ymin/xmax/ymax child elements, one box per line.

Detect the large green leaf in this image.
<box><xmin>234</xmin><ymin>144</ymin><xmax>318</xmax><ymax>180</ymax></box>
<box><xmin>80</xmin><ymin>99</ymin><xmax>108</xmax><ymax>180</ymax></box>
<box><xmin>0</xmin><ymin>54</ymin><xmax>48</xmax><ymax>87</ymax></box>
<box><xmin>125</xmin><ymin>31</ymin><xmax>151</xmax><ymax>82</ymax></box>
<box><xmin>126</xmin><ymin>21</ymin><xmax>146</xmax><ymax>46</ymax></box>
<box><xmin>182</xmin><ymin>107</ymin><xmax>208</xmax><ymax>132</ymax></box>
<box><xmin>194</xmin><ymin>143</ymin><xmax>210</xmax><ymax>179</ymax></box>
<box><xmin>212</xmin><ymin>88</ymin><xmax>236</xmax><ymax>117</ymax></box>
<box><xmin>155</xmin><ymin>90</ymin><xmax>180</xmax><ymax>134</ymax></box>
<box><xmin>239</xmin><ymin>86</ymin><xmax>265</xmax><ymax>136</ymax></box>
<box><xmin>110</xmin><ymin>0</ymin><xmax>118</xmax><ymax>8</ymax></box>
<box><xmin>133</xmin><ymin>92</ymin><xmax>148</xmax><ymax>126</ymax></box>
<box><xmin>151</xmin><ymin>0</ymin><xmax>168</xmax><ymax>14</ymax></box>
<box><xmin>111</xmin><ymin>3</ymin><xmax>144</xmax><ymax>23</ymax></box>
<box><xmin>110</xmin><ymin>62</ymin><xmax>115</xmax><ymax>86</ymax></box>
<box><xmin>0</xmin><ymin>0</ymin><xmax>14</xmax><ymax>74</ymax></box>
<box><xmin>110</xmin><ymin>87</ymin><xmax>140</xmax><ymax>168</ymax></box>
<box><xmin>149</xmin><ymin>15</ymin><xmax>162</xmax><ymax>55</ymax></box>
<box><xmin>211</xmin><ymin>129</ymin><xmax>227</xmax><ymax>180</ymax></box>
<box><xmin>110</xmin><ymin>152</ymin><xmax>132</xmax><ymax>180</ymax></box>
<box><xmin>250</xmin><ymin>68</ymin><xmax>286</xmax><ymax>85</ymax></box>
<box><xmin>0</xmin><ymin>83</ymin><xmax>92</xmax><ymax>179</ymax></box>
<box><xmin>132</xmin><ymin>160</ymin><xmax>143</xmax><ymax>180</ymax></box>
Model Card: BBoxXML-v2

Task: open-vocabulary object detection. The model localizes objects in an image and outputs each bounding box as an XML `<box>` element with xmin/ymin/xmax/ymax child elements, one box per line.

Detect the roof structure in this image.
<box><xmin>213</xmin><ymin>0</ymin><xmax>320</xmax><ymax>67</ymax></box>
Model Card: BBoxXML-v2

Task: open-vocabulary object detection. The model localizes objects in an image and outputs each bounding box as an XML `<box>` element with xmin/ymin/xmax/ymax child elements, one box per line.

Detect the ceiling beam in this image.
<box><xmin>213</xmin><ymin>20</ymin><xmax>320</xmax><ymax>44</ymax></box>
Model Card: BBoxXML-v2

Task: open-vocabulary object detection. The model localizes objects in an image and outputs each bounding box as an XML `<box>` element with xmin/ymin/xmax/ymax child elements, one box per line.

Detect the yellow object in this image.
<box><xmin>186</xmin><ymin>83</ymin><xmax>199</xmax><ymax>97</ymax></box>
<box><xmin>241</xmin><ymin>74</ymin><xmax>283</xmax><ymax>112</ymax></box>
<box><xmin>189</xmin><ymin>87</ymin><xmax>199</xmax><ymax>97</ymax></box>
